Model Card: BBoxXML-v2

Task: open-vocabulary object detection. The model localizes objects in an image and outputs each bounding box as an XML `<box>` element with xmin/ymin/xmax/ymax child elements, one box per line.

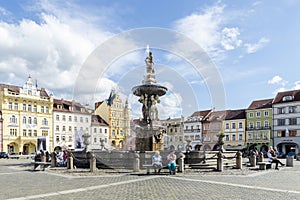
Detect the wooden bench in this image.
<box><xmin>257</xmin><ymin>162</ymin><xmax>272</xmax><ymax>170</ymax></box>
<box><xmin>32</xmin><ymin>161</ymin><xmax>52</xmax><ymax>171</ymax></box>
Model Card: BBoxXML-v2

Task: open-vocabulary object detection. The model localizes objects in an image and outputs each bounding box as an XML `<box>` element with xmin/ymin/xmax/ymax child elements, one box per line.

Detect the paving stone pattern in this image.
<box><xmin>0</xmin><ymin>159</ymin><xmax>299</xmax><ymax>200</ymax></box>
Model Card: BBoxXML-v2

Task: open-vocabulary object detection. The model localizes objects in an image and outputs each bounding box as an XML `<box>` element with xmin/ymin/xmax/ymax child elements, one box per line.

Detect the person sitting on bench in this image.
<box><xmin>267</xmin><ymin>146</ymin><xmax>285</xmax><ymax>170</ymax></box>
<box><xmin>167</xmin><ymin>150</ymin><xmax>177</xmax><ymax>175</ymax></box>
<box><xmin>152</xmin><ymin>151</ymin><xmax>162</xmax><ymax>174</ymax></box>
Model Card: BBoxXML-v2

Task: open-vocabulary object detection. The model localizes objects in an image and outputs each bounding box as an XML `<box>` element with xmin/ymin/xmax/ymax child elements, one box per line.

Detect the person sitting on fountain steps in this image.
<box><xmin>152</xmin><ymin>151</ymin><xmax>163</xmax><ymax>174</ymax></box>
<box><xmin>167</xmin><ymin>150</ymin><xmax>177</xmax><ymax>175</ymax></box>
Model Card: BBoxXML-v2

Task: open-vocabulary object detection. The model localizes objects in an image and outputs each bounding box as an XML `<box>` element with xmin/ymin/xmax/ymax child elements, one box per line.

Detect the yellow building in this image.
<box><xmin>0</xmin><ymin>76</ymin><xmax>53</xmax><ymax>154</ymax></box>
<box><xmin>222</xmin><ymin>109</ymin><xmax>246</xmax><ymax>150</ymax></box>
<box><xmin>94</xmin><ymin>90</ymin><xmax>130</xmax><ymax>149</ymax></box>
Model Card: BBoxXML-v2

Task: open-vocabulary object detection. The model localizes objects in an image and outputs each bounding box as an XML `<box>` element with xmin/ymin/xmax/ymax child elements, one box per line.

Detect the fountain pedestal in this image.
<box><xmin>132</xmin><ymin>48</ymin><xmax>167</xmax><ymax>151</ymax></box>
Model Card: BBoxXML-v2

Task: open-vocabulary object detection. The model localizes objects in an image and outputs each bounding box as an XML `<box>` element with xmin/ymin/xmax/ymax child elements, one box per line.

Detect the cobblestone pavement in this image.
<box><xmin>0</xmin><ymin>158</ymin><xmax>299</xmax><ymax>200</ymax></box>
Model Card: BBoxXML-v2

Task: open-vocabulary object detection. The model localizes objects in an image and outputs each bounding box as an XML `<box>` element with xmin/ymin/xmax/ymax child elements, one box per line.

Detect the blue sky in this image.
<box><xmin>0</xmin><ymin>0</ymin><xmax>300</xmax><ymax>119</ymax></box>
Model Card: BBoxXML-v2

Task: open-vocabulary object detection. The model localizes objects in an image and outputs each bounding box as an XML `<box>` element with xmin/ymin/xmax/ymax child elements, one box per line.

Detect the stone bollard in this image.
<box><xmin>249</xmin><ymin>154</ymin><xmax>256</xmax><ymax>167</ymax></box>
<box><xmin>217</xmin><ymin>152</ymin><xmax>223</xmax><ymax>172</ymax></box>
<box><xmin>178</xmin><ymin>152</ymin><xmax>185</xmax><ymax>173</ymax></box>
<box><xmin>133</xmin><ymin>153</ymin><xmax>140</xmax><ymax>172</ymax></box>
<box><xmin>236</xmin><ymin>151</ymin><xmax>242</xmax><ymax>169</ymax></box>
<box><xmin>258</xmin><ymin>152</ymin><xmax>264</xmax><ymax>162</ymax></box>
<box><xmin>286</xmin><ymin>156</ymin><xmax>294</xmax><ymax>167</ymax></box>
<box><xmin>67</xmin><ymin>153</ymin><xmax>73</xmax><ymax>170</ymax></box>
<box><xmin>90</xmin><ymin>153</ymin><xmax>97</xmax><ymax>172</ymax></box>
<box><xmin>51</xmin><ymin>152</ymin><xmax>57</xmax><ymax>167</ymax></box>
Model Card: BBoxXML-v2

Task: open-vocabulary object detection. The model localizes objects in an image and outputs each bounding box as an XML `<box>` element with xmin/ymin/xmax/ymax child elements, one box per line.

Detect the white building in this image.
<box><xmin>273</xmin><ymin>89</ymin><xmax>300</xmax><ymax>156</ymax></box>
<box><xmin>90</xmin><ymin>114</ymin><xmax>109</xmax><ymax>150</ymax></box>
<box><xmin>53</xmin><ymin>99</ymin><xmax>91</xmax><ymax>150</ymax></box>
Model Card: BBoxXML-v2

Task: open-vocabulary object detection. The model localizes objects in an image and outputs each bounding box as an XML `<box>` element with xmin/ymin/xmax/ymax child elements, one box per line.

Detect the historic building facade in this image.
<box><xmin>94</xmin><ymin>90</ymin><xmax>130</xmax><ymax>149</ymax></box>
<box><xmin>202</xmin><ymin>110</ymin><xmax>227</xmax><ymax>150</ymax></box>
<box><xmin>53</xmin><ymin>99</ymin><xmax>91</xmax><ymax>150</ymax></box>
<box><xmin>161</xmin><ymin>117</ymin><xmax>184</xmax><ymax>151</ymax></box>
<box><xmin>223</xmin><ymin>109</ymin><xmax>246</xmax><ymax>150</ymax></box>
<box><xmin>183</xmin><ymin>110</ymin><xmax>211</xmax><ymax>151</ymax></box>
<box><xmin>0</xmin><ymin>76</ymin><xmax>53</xmax><ymax>154</ymax></box>
<box><xmin>245</xmin><ymin>99</ymin><xmax>273</xmax><ymax>152</ymax></box>
<box><xmin>90</xmin><ymin>115</ymin><xmax>109</xmax><ymax>150</ymax></box>
<box><xmin>273</xmin><ymin>89</ymin><xmax>300</xmax><ymax>155</ymax></box>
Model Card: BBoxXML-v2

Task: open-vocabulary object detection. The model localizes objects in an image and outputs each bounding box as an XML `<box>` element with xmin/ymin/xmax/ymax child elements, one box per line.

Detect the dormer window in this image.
<box><xmin>282</xmin><ymin>95</ymin><xmax>293</xmax><ymax>101</ymax></box>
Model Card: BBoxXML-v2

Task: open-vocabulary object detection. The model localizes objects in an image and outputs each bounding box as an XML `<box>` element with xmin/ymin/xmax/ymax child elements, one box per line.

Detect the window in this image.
<box><xmin>41</xmin><ymin>105</ymin><xmax>44</xmax><ymax>113</ymax></box>
<box><xmin>14</xmin><ymin>102</ymin><xmax>18</xmax><ymax>110</ymax></box>
<box><xmin>249</xmin><ymin>122</ymin><xmax>254</xmax><ymax>129</ymax></box>
<box><xmin>277</xmin><ymin>119</ymin><xmax>285</xmax><ymax>126</ymax></box>
<box><xmin>289</xmin><ymin>118</ymin><xmax>297</xmax><ymax>125</ymax></box>
<box><xmin>289</xmin><ymin>106</ymin><xmax>296</xmax><ymax>113</ymax></box>
<box><xmin>56</xmin><ymin>125</ymin><xmax>59</xmax><ymax>131</ymax></box>
<box><xmin>225</xmin><ymin>135</ymin><xmax>229</xmax><ymax>141</ymax></box>
<box><xmin>86</xmin><ymin>117</ymin><xmax>89</xmax><ymax>123</ymax></box>
<box><xmin>28</xmin><ymin>130</ymin><xmax>32</xmax><ymax>137</ymax></box>
<box><xmin>232</xmin><ymin>134</ymin><xmax>236</xmax><ymax>141</ymax></box>
<box><xmin>23</xmin><ymin>117</ymin><xmax>26</xmax><ymax>124</ymax></box>
<box><xmin>263</xmin><ymin>132</ymin><xmax>268</xmax><ymax>140</ymax></box>
<box><xmin>239</xmin><ymin>134</ymin><xmax>243</xmax><ymax>141</ymax></box>
<box><xmin>56</xmin><ymin>136</ymin><xmax>59</xmax><ymax>142</ymax></box>
<box><xmin>289</xmin><ymin>130</ymin><xmax>297</xmax><ymax>137</ymax></box>
<box><xmin>33</xmin><ymin>117</ymin><xmax>37</xmax><ymax>125</ymax></box>
<box><xmin>94</xmin><ymin>138</ymin><xmax>97</xmax><ymax>143</ymax></box>
<box><xmin>277</xmin><ymin>130</ymin><xmax>286</xmax><ymax>137</ymax></box>
<box><xmin>10</xmin><ymin>128</ymin><xmax>17</xmax><ymax>136</ymax></box>
<box><xmin>42</xmin><ymin>118</ymin><xmax>48</xmax><ymax>126</ymax></box>
<box><xmin>238</xmin><ymin>122</ymin><xmax>243</xmax><ymax>129</ymax></box>
<box><xmin>46</xmin><ymin>106</ymin><xmax>49</xmax><ymax>113</ymax></box>
<box><xmin>256</xmin><ymin>121</ymin><xmax>261</xmax><ymax>129</ymax></box>
<box><xmin>23</xmin><ymin>129</ymin><xmax>26</xmax><ymax>136</ymax></box>
<box><xmin>248</xmin><ymin>133</ymin><xmax>252</xmax><ymax>140</ymax></box>
<box><xmin>74</xmin><ymin>116</ymin><xmax>77</xmax><ymax>122</ymax></box>
<box><xmin>185</xmin><ymin>126</ymin><xmax>188</xmax><ymax>130</ymax></box>
<box><xmin>62</xmin><ymin>135</ymin><xmax>66</xmax><ymax>141</ymax></box>
<box><xmin>8</xmin><ymin>101</ymin><xmax>12</xmax><ymax>110</ymax></box>
<box><xmin>62</xmin><ymin>126</ymin><xmax>66</xmax><ymax>131</ymax></box>
<box><xmin>69</xmin><ymin>116</ymin><xmax>72</xmax><ymax>122</ymax></box>
<box><xmin>256</xmin><ymin>112</ymin><xmax>261</xmax><ymax>117</ymax></box>
<box><xmin>28</xmin><ymin>104</ymin><xmax>32</xmax><ymax>112</ymax></box>
<box><xmin>74</xmin><ymin>127</ymin><xmax>77</xmax><ymax>132</ymax></box>
<box><xmin>23</xmin><ymin>103</ymin><xmax>26</xmax><ymax>111</ymax></box>
<box><xmin>264</xmin><ymin>121</ymin><xmax>269</xmax><ymax>128</ymax></box>
<box><xmin>278</xmin><ymin>107</ymin><xmax>285</xmax><ymax>114</ymax></box>
<box><xmin>105</xmin><ymin>129</ymin><xmax>107</xmax><ymax>133</ymax></box>
<box><xmin>33</xmin><ymin>103</ymin><xmax>37</xmax><ymax>112</ymax></box>
<box><xmin>56</xmin><ymin>115</ymin><xmax>59</xmax><ymax>121</ymax></box>
<box><xmin>62</xmin><ymin>115</ymin><xmax>66</xmax><ymax>121</ymax></box>
<box><xmin>204</xmin><ymin>124</ymin><xmax>210</xmax><ymax>130</ymax></box>
<box><xmin>120</xmin><ymin>130</ymin><xmax>123</xmax><ymax>136</ymax></box>
<box><xmin>112</xmin><ymin>130</ymin><xmax>116</xmax><ymax>136</ymax></box>
<box><xmin>264</xmin><ymin>111</ymin><xmax>269</xmax><ymax>116</ymax></box>
<box><xmin>33</xmin><ymin>130</ymin><xmax>37</xmax><ymax>136</ymax></box>
<box><xmin>94</xmin><ymin>128</ymin><xmax>97</xmax><ymax>133</ymax></box>
<box><xmin>80</xmin><ymin>117</ymin><xmax>83</xmax><ymax>122</ymax></box>
<box><xmin>42</xmin><ymin>130</ymin><xmax>49</xmax><ymax>136</ymax></box>
<box><xmin>69</xmin><ymin>126</ymin><xmax>72</xmax><ymax>131</ymax></box>
<box><xmin>254</xmin><ymin>133</ymin><xmax>260</xmax><ymax>140</ymax></box>
<box><xmin>232</xmin><ymin>123</ymin><xmax>236</xmax><ymax>129</ymax></box>
<box><xmin>69</xmin><ymin>136</ymin><xmax>72</xmax><ymax>142</ymax></box>
<box><xmin>225</xmin><ymin>123</ymin><xmax>229</xmax><ymax>129</ymax></box>
<box><xmin>10</xmin><ymin>115</ymin><xmax>17</xmax><ymax>124</ymax></box>
<box><xmin>249</xmin><ymin>113</ymin><xmax>254</xmax><ymax>118</ymax></box>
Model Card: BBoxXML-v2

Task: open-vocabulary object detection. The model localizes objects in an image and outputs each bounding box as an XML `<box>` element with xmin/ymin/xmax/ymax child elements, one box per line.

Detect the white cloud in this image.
<box><xmin>244</xmin><ymin>37</ymin><xmax>270</xmax><ymax>53</ymax></box>
<box><xmin>268</xmin><ymin>75</ymin><xmax>287</xmax><ymax>86</ymax></box>
<box><xmin>0</xmin><ymin>1</ymin><xmax>114</xmax><ymax>105</ymax></box>
<box><xmin>221</xmin><ymin>27</ymin><xmax>242</xmax><ymax>50</ymax></box>
<box><xmin>293</xmin><ymin>80</ymin><xmax>300</xmax><ymax>90</ymax></box>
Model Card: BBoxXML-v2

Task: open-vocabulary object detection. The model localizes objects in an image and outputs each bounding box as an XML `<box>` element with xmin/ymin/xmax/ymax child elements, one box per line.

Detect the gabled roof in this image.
<box><xmin>203</xmin><ymin>110</ymin><xmax>227</xmax><ymax>122</ymax></box>
<box><xmin>0</xmin><ymin>83</ymin><xmax>50</xmax><ymax>98</ymax></box>
<box><xmin>190</xmin><ymin>109</ymin><xmax>211</xmax><ymax>118</ymax></box>
<box><xmin>91</xmin><ymin>115</ymin><xmax>109</xmax><ymax>126</ymax></box>
<box><xmin>224</xmin><ymin>109</ymin><xmax>246</xmax><ymax>120</ymax></box>
<box><xmin>273</xmin><ymin>89</ymin><xmax>300</xmax><ymax>104</ymax></box>
<box><xmin>247</xmin><ymin>98</ymin><xmax>273</xmax><ymax>110</ymax></box>
<box><xmin>53</xmin><ymin>98</ymin><xmax>89</xmax><ymax>113</ymax></box>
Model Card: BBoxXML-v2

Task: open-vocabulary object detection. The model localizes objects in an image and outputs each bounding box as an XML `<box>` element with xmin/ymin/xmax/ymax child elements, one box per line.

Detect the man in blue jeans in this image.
<box><xmin>167</xmin><ymin>150</ymin><xmax>177</xmax><ymax>175</ymax></box>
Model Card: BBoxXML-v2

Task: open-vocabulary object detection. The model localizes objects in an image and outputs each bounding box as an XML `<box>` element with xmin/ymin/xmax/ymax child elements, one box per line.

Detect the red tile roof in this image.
<box><xmin>247</xmin><ymin>98</ymin><xmax>273</xmax><ymax>109</ymax></box>
<box><xmin>273</xmin><ymin>89</ymin><xmax>300</xmax><ymax>104</ymax></box>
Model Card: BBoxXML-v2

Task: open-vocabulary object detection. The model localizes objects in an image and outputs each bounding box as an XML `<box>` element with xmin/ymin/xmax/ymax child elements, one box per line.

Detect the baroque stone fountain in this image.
<box><xmin>132</xmin><ymin>46</ymin><xmax>168</xmax><ymax>151</ymax></box>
